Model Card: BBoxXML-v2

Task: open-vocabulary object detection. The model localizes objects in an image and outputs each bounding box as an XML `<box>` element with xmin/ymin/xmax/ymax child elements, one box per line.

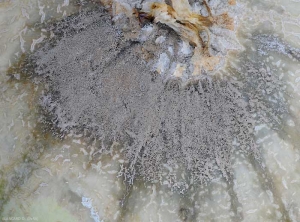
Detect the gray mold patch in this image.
<box><xmin>28</xmin><ymin>6</ymin><xmax>257</xmax><ymax>189</ymax></box>
<box><xmin>237</xmin><ymin>62</ymin><xmax>288</xmax><ymax>129</ymax></box>
<box><xmin>231</xmin><ymin>34</ymin><xmax>293</xmax><ymax>135</ymax></box>
<box><xmin>253</xmin><ymin>34</ymin><xmax>300</xmax><ymax>61</ymax></box>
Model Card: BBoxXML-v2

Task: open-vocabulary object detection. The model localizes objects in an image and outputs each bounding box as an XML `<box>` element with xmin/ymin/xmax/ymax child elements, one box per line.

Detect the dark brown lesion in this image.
<box><xmin>202</xmin><ymin>0</ymin><xmax>213</xmax><ymax>17</ymax></box>
<box><xmin>133</xmin><ymin>8</ymin><xmax>154</xmax><ymax>25</ymax></box>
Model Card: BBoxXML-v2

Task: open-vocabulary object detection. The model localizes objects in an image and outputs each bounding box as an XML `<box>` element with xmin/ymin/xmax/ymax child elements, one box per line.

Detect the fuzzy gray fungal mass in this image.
<box><xmin>253</xmin><ymin>34</ymin><xmax>300</xmax><ymax>61</ymax></box>
<box><xmin>29</xmin><ymin>6</ymin><xmax>260</xmax><ymax>189</ymax></box>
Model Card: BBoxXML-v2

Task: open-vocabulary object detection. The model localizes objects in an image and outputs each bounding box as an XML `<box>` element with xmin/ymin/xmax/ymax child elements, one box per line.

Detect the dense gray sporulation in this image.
<box><xmin>27</xmin><ymin>6</ymin><xmax>264</xmax><ymax>189</ymax></box>
<box><xmin>253</xmin><ymin>34</ymin><xmax>300</xmax><ymax>61</ymax></box>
